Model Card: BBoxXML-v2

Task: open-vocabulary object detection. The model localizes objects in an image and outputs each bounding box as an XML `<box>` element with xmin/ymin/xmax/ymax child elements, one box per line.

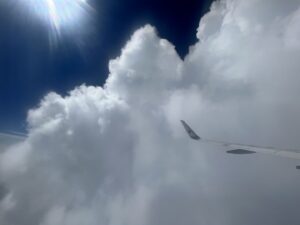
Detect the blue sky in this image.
<box><xmin>0</xmin><ymin>0</ymin><xmax>212</xmax><ymax>132</ymax></box>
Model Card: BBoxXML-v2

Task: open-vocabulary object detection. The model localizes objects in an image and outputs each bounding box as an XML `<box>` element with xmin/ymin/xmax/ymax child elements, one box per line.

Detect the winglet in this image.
<box><xmin>181</xmin><ymin>120</ymin><xmax>200</xmax><ymax>140</ymax></box>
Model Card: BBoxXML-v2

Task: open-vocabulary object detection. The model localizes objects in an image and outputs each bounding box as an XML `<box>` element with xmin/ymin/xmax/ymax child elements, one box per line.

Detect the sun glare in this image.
<box><xmin>17</xmin><ymin>0</ymin><xmax>92</xmax><ymax>34</ymax></box>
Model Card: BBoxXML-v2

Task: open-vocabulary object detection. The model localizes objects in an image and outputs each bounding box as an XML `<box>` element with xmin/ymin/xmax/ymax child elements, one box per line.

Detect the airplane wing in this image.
<box><xmin>181</xmin><ymin>120</ymin><xmax>200</xmax><ymax>140</ymax></box>
<box><xmin>180</xmin><ymin>120</ymin><xmax>300</xmax><ymax>167</ymax></box>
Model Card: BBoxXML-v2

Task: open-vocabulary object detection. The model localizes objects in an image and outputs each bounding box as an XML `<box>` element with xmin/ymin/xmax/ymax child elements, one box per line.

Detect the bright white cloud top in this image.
<box><xmin>1</xmin><ymin>0</ymin><xmax>300</xmax><ymax>224</ymax></box>
<box><xmin>16</xmin><ymin>0</ymin><xmax>92</xmax><ymax>34</ymax></box>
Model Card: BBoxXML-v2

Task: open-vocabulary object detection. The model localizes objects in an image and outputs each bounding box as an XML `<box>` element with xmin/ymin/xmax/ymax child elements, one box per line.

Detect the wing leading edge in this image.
<box><xmin>180</xmin><ymin>120</ymin><xmax>300</xmax><ymax>163</ymax></box>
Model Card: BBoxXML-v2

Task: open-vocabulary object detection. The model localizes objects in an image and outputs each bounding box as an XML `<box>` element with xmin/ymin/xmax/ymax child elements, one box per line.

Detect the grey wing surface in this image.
<box><xmin>180</xmin><ymin>120</ymin><xmax>300</xmax><ymax>161</ymax></box>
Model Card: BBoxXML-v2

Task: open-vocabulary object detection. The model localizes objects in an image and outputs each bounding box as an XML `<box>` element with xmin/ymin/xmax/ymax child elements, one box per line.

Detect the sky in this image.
<box><xmin>0</xmin><ymin>0</ymin><xmax>212</xmax><ymax>132</ymax></box>
<box><xmin>1</xmin><ymin>0</ymin><xmax>300</xmax><ymax>225</ymax></box>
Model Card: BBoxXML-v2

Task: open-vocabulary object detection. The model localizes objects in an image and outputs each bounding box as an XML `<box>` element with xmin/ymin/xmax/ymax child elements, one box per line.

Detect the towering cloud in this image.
<box><xmin>1</xmin><ymin>0</ymin><xmax>300</xmax><ymax>224</ymax></box>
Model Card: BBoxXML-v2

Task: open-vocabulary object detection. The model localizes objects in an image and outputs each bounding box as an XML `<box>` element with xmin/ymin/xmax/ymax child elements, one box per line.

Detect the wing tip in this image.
<box><xmin>180</xmin><ymin>120</ymin><xmax>201</xmax><ymax>140</ymax></box>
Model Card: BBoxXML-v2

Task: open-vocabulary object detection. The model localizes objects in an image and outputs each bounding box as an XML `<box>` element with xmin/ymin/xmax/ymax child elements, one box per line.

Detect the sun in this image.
<box><xmin>17</xmin><ymin>0</ymin><xmax>92</xmax><ymax>34</ymax></box>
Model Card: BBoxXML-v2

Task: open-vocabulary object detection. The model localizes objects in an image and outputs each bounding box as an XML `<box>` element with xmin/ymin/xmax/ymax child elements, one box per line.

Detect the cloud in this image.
<box><xmin>1</xmin><ymin>0</ymin><xmax>300</xmax><ymax>224</ymax></box>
